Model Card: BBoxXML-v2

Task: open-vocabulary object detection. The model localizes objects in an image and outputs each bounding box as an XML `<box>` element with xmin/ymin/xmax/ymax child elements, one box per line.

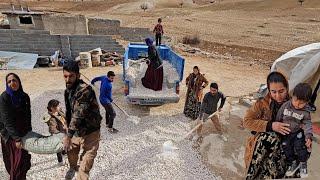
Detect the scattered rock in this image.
<box><xmin>0</xmin><ymin>90</ymin><xmax>218</xmax><ymax>179</ymax></box>
<box><xmin>309</xmin><ymin>19</ymin><xmax>320</xmax><ymax>23</ymax></box>
<box><xmin>239</xmin><ymin>96</ymin><xmax>256</xmax><ymax>107</ymax></box>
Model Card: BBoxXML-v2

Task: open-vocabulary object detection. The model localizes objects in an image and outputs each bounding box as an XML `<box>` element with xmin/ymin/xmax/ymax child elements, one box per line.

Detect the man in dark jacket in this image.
<box><xmin>196</xmin><ymin>82</ymin><xmax>227</xmax><ymax>141</ymax></box>
<box><xmin>62</xmin><ymin>61</ymin><xmax>102</xmax><ymax>180</ymax></box>
<box><xmin>91</xmin><ymin>71</ymin><xmax>118</xmax><ymax>133</ymax></box>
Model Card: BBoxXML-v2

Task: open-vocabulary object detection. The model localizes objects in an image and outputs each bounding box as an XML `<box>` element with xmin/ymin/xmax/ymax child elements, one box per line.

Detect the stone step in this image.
<box><xmin>69</xmin><ymin>35</ymin><xmax>114</xmax><ymax>39</ymax></box>
<box><xmin>70</xmin><ymin>42</ymin><xmax>122</xmax><ymax>46</ymax></box>
<box><xmin>9</xmin><ymin>33</ymin><xmax>59</xmax><ymax>37</ymax></box>
<box><xmin>0</xmin><ymin>37</ymin><xmax>13</xmax><ymax>42</ymax></box>
<box><xmin>71</xmin><ymin>46</ymin><xmax>124</xmax><ymax>50</ymax></box>
<box><xmin>0</xmin><ymin>49</ymin><xmax>54</xmax><ymax>56</ymax></box>
<box><xmin>69</xmin><ymin>39</ymin><xmax>115</xmax><ymax>43</ymax></box>
<box><xmin>70</xmin><ymin>45</ymin><xmax>123</xmax><ymax>49</ymax></box>
<box><xmin>71</xmin><ymin>48</ymin><xmax>124</xmax><ymax>52</ymax></box>
<box><xmin>10</xmin><ymin>37</ymin><xmax>60</xmax><ymax>42</ymax></box>
<box><xmin>70</xmin><ymin>34</ymin><xmax>114</xmax><ymax>37</ymax></box>
<box><xmin>0</xmin><ymin>46</ymin><xmax>60</xmax><ymax>51</ymax></box>
<box><xmin>71</xmin><ymin>48</ymin><xmax>124</xmax><ymax>54</ymax></box>
<box><xmin>69</xmin><ymin>36</ymin><xmax>114</xmax><ymax>40</ymax></box>
<box><xmin>0</xmin><ymin>40</ymin><xmax>61</xmax><ymax>44</ymax></box>
<box><xmin>71</xmin><ymin>48</ymin><xmax>124</xmax><ymax>53</ymax></box>
<box><xmin>0</xmin><ymin>29</ymin><xmax>51</xmax><ymax>34</ymax></box>
<box><xmin>70</xmin><ymin>42</ymin><xmax>119</xmax><ymax>46</ymax></box>
<box><xmin>70</xmin><ymin>44</ymin><xmax>119</xmax><ymax>48</ymax></box>
<box><xmin>0</xmin><ymin>41</ymin><xmax>121</xmax><ymax>45</ymax></box>
<box><xmin>0</xmin><ymin>29</ymin><xmax>26</xmax><ymax>33</ymax></box>
<box><xmin>24</xmin><ymin>30</ymin><xmax>51</xmax><ymax>34</ymax></box>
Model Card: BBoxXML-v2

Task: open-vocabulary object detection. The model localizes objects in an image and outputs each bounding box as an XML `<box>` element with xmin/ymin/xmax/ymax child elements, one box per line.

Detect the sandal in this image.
<box><xmin>108</xmin><ymin>128</ymin><xmax>119</xmax><ymax>133</ymax></box>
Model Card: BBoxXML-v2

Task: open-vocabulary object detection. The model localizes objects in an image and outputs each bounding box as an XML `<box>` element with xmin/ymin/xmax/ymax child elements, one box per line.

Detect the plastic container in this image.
<box><xmin>79</xmin><ymin>52</ymin><xmax>92</xmax><ymax>68</ymax></box>
<box><xmin>79</xmin><ymin>52</ymin><xmax>91</xmax><ymax>59</ymax></box>
<box><xmin>91</xmin><ymin>53</ymin><xmax>101</xmax><ymax>67</ymax></box>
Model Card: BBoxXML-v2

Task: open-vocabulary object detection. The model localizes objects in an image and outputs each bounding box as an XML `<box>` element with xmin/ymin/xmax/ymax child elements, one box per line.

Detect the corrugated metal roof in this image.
<box><xmin>0</xmin><ymin>51</ymin><xmax>38</xmax><ymax>70</ymax></box>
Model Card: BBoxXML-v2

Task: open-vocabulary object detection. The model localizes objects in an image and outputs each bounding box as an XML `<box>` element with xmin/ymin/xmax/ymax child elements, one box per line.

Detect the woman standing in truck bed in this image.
<box><xmin>141</xmin><ymin>38</ymin><xmax>164</xmax><ymax>91</ymax></box>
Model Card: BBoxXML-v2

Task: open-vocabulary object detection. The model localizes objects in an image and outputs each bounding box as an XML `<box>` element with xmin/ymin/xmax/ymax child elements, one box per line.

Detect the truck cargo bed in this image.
<box><xmin>123</xmin><ymin>43</ymin><xmax>184</xmax><ymax>105</ymax></box>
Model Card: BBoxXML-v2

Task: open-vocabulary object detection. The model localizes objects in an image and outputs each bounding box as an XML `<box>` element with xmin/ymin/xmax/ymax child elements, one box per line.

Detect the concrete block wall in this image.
<box><xmin>88</xmin><ymin>18</ymin><xmax>120</xmax><ymax>35</ymax></box>
<box><xmin>87</xmin><ymin>18</ymin><xmax>152</xmax><ymax>42</ymax></box>
<box><xmin>0</xmin><ymin>29</ymin><xmax>61</xmax><ymax>55</ymax></box>
<box><xmin>60</xmin><ymin>35</ymin><xmax>72</xmax><ymax>58</ymax></box>
<box><xmin>6</xmin><ymin>14</ymin><xmax>45</xmax><ymax>30</ymax></box>
<box><xmin>119</xmin><ymin>27</ymin><xmax>152</xmax><ymax>42</ymax></box>
<box><xmin>0</xmin><ymin>29</ymin><xmax>124</xmax><ymax>59</ymax></box>
<box><xmin>42</xmin><ymin>14</ymin><xmax>88</xmax><ymax>35</ymax></box>
<box><xmin>3</xmin><ymin>13</ymin><xmax>152</xmax><ymax>42</ymax></box>
<box><xmin>69</xmin><ymin>35</ymin><xmax>124</xmax><ymax>58</ymax></box>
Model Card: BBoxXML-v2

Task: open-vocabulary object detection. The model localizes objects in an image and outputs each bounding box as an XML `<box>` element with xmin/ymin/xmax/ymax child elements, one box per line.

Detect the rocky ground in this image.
<box><xmin>1</xmin><ymin>89</ymin><xmax>219</xmax><ymax>180</ymax></box>
<box><xmin>0</xmin><ymin>0</ymin><xmax>319</xmax><ymax>179</ymax></box>
<box><xmin>0</xmin><ymin>55</ymin><xmax>268</xmax><ymax>179</ymax></box>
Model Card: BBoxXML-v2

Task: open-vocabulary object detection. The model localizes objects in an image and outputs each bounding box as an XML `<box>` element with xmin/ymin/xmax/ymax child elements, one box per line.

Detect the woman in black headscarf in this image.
<box><xmin>0</xmin><ymin>73</ymin><xmax>32</xmax><ymax>180</ymax></box>
<box><xmin>141</xmin><ymin>37</ymin><xmax>164</xmax><ymax>91</ymax></box>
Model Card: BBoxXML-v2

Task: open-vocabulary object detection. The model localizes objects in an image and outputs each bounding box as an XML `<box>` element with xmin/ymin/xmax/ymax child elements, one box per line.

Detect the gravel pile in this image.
<box><xmin>1</xmin><ymin>90</ymin><xmax>218</xmax><ymax>180</ymax></box>
<box><xmin>126</xmin><ymin>60</ymin><xmax>180</xmax><ymax>98</ymax></box>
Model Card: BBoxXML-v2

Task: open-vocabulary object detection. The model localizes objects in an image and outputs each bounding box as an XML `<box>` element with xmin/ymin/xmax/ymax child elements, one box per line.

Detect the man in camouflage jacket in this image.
<box><xmin>62</xmin><ymin>61</ymin><xmax>102</xmax><ymax>180</ymax></box>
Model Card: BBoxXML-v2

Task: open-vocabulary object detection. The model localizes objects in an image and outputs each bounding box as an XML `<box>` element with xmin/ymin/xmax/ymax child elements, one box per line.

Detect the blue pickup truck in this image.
<box><xmin>123</xmin><ymin>43</ymin><xmax>185</xmax><ymax>105</ymax></box>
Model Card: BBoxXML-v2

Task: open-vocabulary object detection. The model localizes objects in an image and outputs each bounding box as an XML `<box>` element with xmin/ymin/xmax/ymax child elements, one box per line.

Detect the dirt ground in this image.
<box><xmin>0</xmin><ymin>56</ymin><xmax>268</xmax><ymax>179</ymax></box>
<box><xmin>0</xmin><ymin>57</ymin><xmax>318</xmax><ymax>179</ymax></box>
<box><xmin>1</xmin><ymin>57</ymin><xmax>318</xmax><ymax>179</ymax></box>
<box><xmin>0</xmin><ymin>0</ymin><xmax>320</xmax><ymax>179</ymax></box>
<box><xmin>1</xmin><ymin>0</ymin><xmax>320</xmax><ymax>65</ymax></box>
<box><xmin>19</xmin><ymin>1</ymin><xmax>320</xmax><ymax>60</ymax></box>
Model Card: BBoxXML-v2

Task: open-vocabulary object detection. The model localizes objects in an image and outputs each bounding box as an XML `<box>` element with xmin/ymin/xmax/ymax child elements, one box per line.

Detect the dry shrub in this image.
<box><xmin>182</xmin><ymin>35</ymin><xmax>200</xmax><ymax>45</ymax></box>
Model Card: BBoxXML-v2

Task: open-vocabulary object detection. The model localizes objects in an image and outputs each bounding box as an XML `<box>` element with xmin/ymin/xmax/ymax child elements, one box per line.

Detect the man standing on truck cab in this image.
<box><xmin>91</xmin><ymin>71</ymin><xmax>118</xmax><ymax>133</ymax></box>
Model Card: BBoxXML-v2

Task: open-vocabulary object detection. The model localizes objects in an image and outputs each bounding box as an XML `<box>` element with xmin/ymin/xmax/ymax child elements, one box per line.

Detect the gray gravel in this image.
<box><xmin>0</xmin><ymin>90</ymin><xmax>219</xmax><ymax>180</ymax></box>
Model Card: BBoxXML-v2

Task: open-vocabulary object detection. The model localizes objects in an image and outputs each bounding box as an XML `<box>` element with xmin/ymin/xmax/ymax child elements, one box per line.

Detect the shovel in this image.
<box><xmin>162</xmin><ymin>111</ymin><xmax>220</xmax><ymax>152</ymax></box>
<box><xmin>81</xmin><ymin>73</ymin><xmax>141</xmax><ymax>124</ymax></box>
<box><xmin>111</xmin><ymin>100</ymin><xmax>140</xmax><ymax>124</ymax></box>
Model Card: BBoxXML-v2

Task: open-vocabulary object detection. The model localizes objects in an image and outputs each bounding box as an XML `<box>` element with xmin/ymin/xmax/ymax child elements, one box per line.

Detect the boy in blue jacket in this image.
<box><xmin>91</xmin><ymin>71</ymin><xmax>118</xmax><ymax>133</ymax></box>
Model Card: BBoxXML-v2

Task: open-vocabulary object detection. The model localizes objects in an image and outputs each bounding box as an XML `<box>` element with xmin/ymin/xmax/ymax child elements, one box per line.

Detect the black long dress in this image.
<box><xmin>0</xmin><ymin>91</ymin><xmax>32</xmax><ymax>180</ymax></box>
<box><xmin>141</xmin><ymin>45</ymin><xmax>164</xmax><ymax>91</ymax></box>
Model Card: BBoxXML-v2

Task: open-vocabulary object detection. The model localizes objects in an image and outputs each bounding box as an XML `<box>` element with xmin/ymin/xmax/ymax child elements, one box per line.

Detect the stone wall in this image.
<box><xmin>88</xmin><ymin>18</ymin><xmax>120</xmax><ymax>35</ymax></box>
<box><xmin>6</xmin><ymin>14</ymin><xmax>45</xmax><ymax>30</ymax></box>
<box><xmin>119</xmin><ymin>27</ymin><xmax>152</xmax><ymax>42</ymax></box>
<box><xmin>0</xmin><ymin>29</ymin><xmax>124</xmax><ymax>59</ymax></box>
<box><xmin>42</xmin><ymin>14</ymin><xmax>88</xmax><ymax>35</ymax></box>
<box><xmin>88</xmin><ymin>18</ymin><xmax>152</xmax><ymax>42</ymax></box>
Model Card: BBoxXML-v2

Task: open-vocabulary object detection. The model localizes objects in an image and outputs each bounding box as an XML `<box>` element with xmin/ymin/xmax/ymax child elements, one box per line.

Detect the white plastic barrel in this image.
<box><xmin>79</xmin><ymin>52</ymin><xmax>92</xmax><ymax>68</ymax></box>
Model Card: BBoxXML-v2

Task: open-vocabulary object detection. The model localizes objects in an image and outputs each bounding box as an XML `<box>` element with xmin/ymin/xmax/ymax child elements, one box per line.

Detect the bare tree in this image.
<box><xmin>140</xmin><ymin>2</ymin><xmax>148</xmax><ymax>12</ymax></box>
<box><xmin>10</xmin><ymin>1</ymin><xmax>15</xmax><ymax>11</ymax></box>
<box><xmin>179</xmin><ymin>1</ymin><xmax>184</xmax><ymax>8</ymax></box>
<box><xmin>298</xmin><ymin>0</ymin><xmax>305</xmax><ymax>6</ymax></box>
